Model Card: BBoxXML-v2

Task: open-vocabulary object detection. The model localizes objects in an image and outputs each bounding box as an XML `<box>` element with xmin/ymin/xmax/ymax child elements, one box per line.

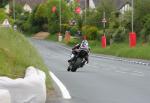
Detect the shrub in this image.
<box><xmin>0</xmin><ymin>9</ymin><xmax>7</xmax><ymax>23</ymax></box>
<box><xmin>140</xmin><ymin>14</ymin><xmax>150</xmax><ymax>42</ymax></box>
<box><xmin>70</xmin><ymin>26</ymin><xmax>78</xmax><ymax>36</ymax></box>
<box><xmin>15</xmin><ymin>13</ymin><xmax>30</xmax><ymax>33</ymax></box>
<box><xmin>112</xmin><ymin>27</ymin><xmax>126</xmax><ymax>43</ymax></box>
<box><xmin>22</xmin><ymin>21</ymin><xmax>31</xmax><ymax>32</ymax></box>
<box><xmin>67</xmin><ymin>37</ymin><xmax>80</xmax><ymax>46</ymax></box>
<box><xmin>61</xmin><ymin>24</ymin><xmax>70</xmax><ymax>34</ymax></box>
<box><xmin>82</xmin><ymin>25</ymin><xmax>99</xmax><ymax>40</ymax></box>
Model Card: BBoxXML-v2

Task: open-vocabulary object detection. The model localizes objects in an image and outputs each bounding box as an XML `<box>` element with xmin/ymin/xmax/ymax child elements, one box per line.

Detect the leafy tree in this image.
<box><xmin>47</xmin><ymin>0</ymin><xmax>72</xmax><ymax>34</ymax></box>
<box><xmin>140</xmin><ymin>14</ymin><xmax>150</xmax><ymax>42</ymax></box>
<box><xmin>85</xmin><ymin>9</ymin><xmax>102</xmax><ymax>28</ymax></box>
<box><xmin>0</xmin><ymin>0</ymin><xmax>8</xmax><ymax>8</ymax></box>
<box><xmin>96</xmin><ymin>0</ymin><xmax>117</xmax><ymax>28</ymax></box>
<box><xmin>134</xmin><ymin>0</ymin><xmax>150</xmax><ymax>37</ymax></box>
<box><xmin>34</xmin><ymin>3</ymin><xmax>48</xmax><ymax>31</ymax></box>
<box><xmin>15</xmin><ymin>3</ymin><xmax>23</xmax><ymax>19</ymax></box>
<box><xmin>84</xmin><ymin>0</ymin><xmax>117</xmax><ymax>36</ymax></box>
<box><xmin>82</xmin><ymin>25</ymin><xmax>99</xmax><ymax>40</ymax></box>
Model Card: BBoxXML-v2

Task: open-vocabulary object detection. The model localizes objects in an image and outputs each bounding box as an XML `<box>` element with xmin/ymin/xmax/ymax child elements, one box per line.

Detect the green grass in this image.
<box><xmin>90</xmin><ymin>40</ymin><xmax>150</xmax><ymax>60</ymax></box>
<box><xmin>47</xmin><ymin>34</ymin><xmax>58</xmax><ymax>41</ymax></box>
<box><xmin>0</xmin><ymin>27</ymin><xmax>52</xmax><ymax>89</ymax></box>
<box><xmin>47</xmin><ymin>35</ymin><xmax>150</xmax><ymax>60</ymax></box>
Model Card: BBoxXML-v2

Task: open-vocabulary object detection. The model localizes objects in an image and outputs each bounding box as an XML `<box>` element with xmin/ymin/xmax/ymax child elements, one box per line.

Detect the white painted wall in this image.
<box><xmin>120</xmin><ymin>4</ymin><xmax>132</xmax><ymax>14</ymax></box>
<box><xmin>5</xmin><ymin>4</ymin><xmax>9</xmax><ymax>14</ymax></box>
<box><xmin>89</xmin><ymin>0</ymin><xmax>96</xmax><ymax>9</ymax></box>
<box><xmin>23</xmin><ymin>3</ymin><xmax>32</xmax><ymax>13</ymax></box>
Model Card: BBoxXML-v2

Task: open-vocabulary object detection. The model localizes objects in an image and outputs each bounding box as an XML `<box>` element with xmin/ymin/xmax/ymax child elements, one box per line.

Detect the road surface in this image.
<box><xmin>30</xmin><ymin>39</ymin><xmax>150</xmax><ymax>103</ymax></box>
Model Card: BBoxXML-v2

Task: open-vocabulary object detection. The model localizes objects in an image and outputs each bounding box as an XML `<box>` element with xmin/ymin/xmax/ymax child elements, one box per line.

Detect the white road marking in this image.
<box><xmin>130</xmin><ymin>73</ymin><xmax>144</xmax><ymax>77</ymax></box>
<box><xmin>115</xmin><ymin>70</ymin><xmax>127</xmax><ymax>74</ymax></box>
<box><xmin>49</xmin><ymin>71</ymin><xmax>71</xmax><ymax>99</ymax></box>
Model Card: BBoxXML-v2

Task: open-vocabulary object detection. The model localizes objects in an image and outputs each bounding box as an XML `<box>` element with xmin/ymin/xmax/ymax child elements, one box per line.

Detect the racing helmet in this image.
<box><xmin>80</xmin><ymin>40</ymin><xmax>89</xmax><ymax>49</ymax></box>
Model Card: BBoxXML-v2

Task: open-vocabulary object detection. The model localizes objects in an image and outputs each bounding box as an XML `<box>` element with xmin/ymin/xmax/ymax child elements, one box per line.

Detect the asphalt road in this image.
<box><xmin>30</xmin><ymin>39</ymin><xmax>150</xmax><ymax>103</ymax></box>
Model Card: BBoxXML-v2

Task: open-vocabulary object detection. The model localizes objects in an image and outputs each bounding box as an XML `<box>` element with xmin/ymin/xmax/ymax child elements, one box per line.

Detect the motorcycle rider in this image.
<box><xmin>68</xmin><ymin>40</ymin><xmax>90</xmax><ymax>66</ymax></box>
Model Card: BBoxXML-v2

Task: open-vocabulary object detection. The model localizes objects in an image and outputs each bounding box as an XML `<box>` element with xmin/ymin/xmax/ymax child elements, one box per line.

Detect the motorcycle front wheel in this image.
<box><xmin>71</xmin><ymin>67</ymin><xmax>77</xmax><ymax>72</ymax></box>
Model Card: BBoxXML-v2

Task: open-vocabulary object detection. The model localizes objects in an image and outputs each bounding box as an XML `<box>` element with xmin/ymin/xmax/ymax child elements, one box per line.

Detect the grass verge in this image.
<box><xmin>0</xmin><ymin>27</ymin><xmax>52</xmax><ymax>89</ymax></box>
<box><xmin>90</xmin><ymin>40</ymin><xmax>150</xmax><ymax>60</ymax></box>
<box><xmin>47</xmin><ymin>35</ymin><xmax>150</xmax><ymax>60</ymax></box>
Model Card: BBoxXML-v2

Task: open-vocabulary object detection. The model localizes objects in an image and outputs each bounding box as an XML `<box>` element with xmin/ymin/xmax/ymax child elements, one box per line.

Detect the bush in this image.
<box><xmin>22</xmin><ymin>21</ymin><xmax>31</xmax><ymax>32</ymax></box>
<box><xmin>112</xmin><ymin>27</ymin><xmax>126</xmax><ymax>43</ymax></box>
<box><xmin>70</xmin><ymin>26</ymin><xmax>78</xmax><ymax>36</ymax></box>
<box><xmin>15</xmin><ymin>13</ymin><xmax>30</xmax><ymax>33</ymax></box>
<box><xmin>48</xmin><ymin>21</ymin><xmax>60</xmax><ymax>34</ymax></box>
<box><xmin>67</xmin><ymin>37</ymin><xmax>80</xmax><ymax>46</ymax></box>
<box><xmin>34</xmin><ymin>3</ymin><xmax>48</xmax><ymax>32</ymax></box>
<box><xmin>61</xmin><ymin>24</ymin><xmax>70</xmax><ymax>34</ymax></box>
<box><xmin>82</xmin><ymin>25</ymin><xmax>99</xmax><ymax>40</ymax></box>
<box><xmin>0</xmin><ymin>9</ymin><xmax>7</xmax><ymax>23</ymax></box>
<box><xmin>140</xmin><ymin>14</ymin><xmax>150</xmax><ymax>42</ymax></box>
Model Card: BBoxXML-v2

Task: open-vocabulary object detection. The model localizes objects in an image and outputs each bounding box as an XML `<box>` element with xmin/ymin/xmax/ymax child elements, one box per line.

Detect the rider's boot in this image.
<box><xmin>80</xmin><ymin>60</ymin><xmax>86</xmax><ymax>67</ymax></box>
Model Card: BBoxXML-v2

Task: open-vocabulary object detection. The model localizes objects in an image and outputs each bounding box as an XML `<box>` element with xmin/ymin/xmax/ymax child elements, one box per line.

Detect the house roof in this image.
<box><xmin>79</xmin><ymin>0</ymin><xmax>131</xmax><ymax>10</ymax></box>
<box><xmin>15</xmin><ymin>0</ymin><xmax>46</xmax><ymax>8</ymax></box>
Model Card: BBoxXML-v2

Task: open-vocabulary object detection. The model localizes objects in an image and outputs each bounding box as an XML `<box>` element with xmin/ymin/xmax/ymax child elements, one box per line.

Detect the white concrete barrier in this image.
<box><xmin>0</xmin><ymin>89</ymin><xmax>11</xmax><ymax>103</ymax></box>
<box><xmin>0</xmin><ymin>66</ymin><xmax>46</xmax><ymax>103</ymax></box>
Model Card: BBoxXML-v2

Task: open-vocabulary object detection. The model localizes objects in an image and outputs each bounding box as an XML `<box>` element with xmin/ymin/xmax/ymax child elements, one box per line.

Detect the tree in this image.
<box><xmin>97</xmin><ymin>0</ymin><xmax>117</xmax><ymax>27</ymax></box>
<box><xmin>34</xmin><ymin>3</ymin><xmax>48</xmax><ymax>31</ymax></box>
<box><xmin>134</xmin><ymin>0</ymin><xmax>150</xmax><ymax>37</ymax></box>
<box><xmin>47</xmin><ymin>0</ymin><xmax>72</xmax><ymax>34</ymax></box>
<box><xmin>0</xmin><ymin>0</ymin><xmax>8</xmax><ymax>8</ymax></box>
<box><xmin>84</xmin><ymin>0</ymin><xmax>117</xmax><ymax>30</ymax></box>
<box><xmin>140</xmin><ymin>14</ymin><xmax>150</xmax><ymax>42</ymax></box>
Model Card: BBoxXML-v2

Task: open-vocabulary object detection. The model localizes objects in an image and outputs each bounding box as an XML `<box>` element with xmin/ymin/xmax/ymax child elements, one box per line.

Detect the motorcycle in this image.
<box><xmin>67</xmin><ymin>49</ymin><xmax>88</xmax><ymax>72</ymax></box>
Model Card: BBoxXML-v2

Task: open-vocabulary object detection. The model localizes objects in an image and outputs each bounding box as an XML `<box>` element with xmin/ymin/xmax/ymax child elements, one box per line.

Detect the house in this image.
<box><xmin>119</xmin><ymin>1</ymin><xmax>131</xmax><ymax>14</ymax></box>
<box><xmin>23</xmin><ymin>3</ymin><xmax>32</xmax><ymax>13</ymax></box>
<box><xmin>15</xmin><ymin>0</ymin><xmax>46</xmax><ymax>8</ymax></box>
<box><xmin>7</xmin><ymin>0</ymin><xmax>46</xmax><ymax>13</ymax></box>
<box><xmin>79</xmin><ymin>0</ymin><xmax>132</xmax><ymax>14</ymax></box>
<box><xmin>5</xmin><ymin>4</ymin><xmax>9</xmax><ymax>14</ymax></box>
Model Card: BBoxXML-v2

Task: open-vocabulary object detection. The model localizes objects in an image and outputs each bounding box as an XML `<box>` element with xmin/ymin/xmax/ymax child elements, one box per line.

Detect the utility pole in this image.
<box><xmin>13</xmin><ymin>0</ymin><xmax>16</xmax><ymax>21</ymax></box>
<box><xmin>84</xmin><ymin>0</ymin><xmax>87</xmax><ymax>24</ymax></box>
<box><xmin>102</xmin><ymin>11</ymin><xmax>106</xmax><ymax>35</ymax></box>
<box><xmin>131</xmin><ymin>0</ymin><xmax>134</xmax><ymax>32</ymax></box>
<box><xmin>59</xmin><ymin>0</ymin><xmax>62</xmax><ymax>33</ymax></box>
<box><xmin>129</xmin><ymin>0</ymin><xmax>136</xmax><ymax>48</ymax></box>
